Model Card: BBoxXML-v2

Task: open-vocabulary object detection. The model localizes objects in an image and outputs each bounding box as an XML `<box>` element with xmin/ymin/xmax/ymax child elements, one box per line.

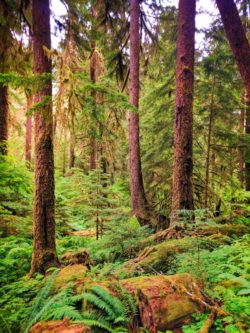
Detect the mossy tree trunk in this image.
<box><xmin>68</xmin><ymin>94</ymin><xmax>75</xmax><ymax>169</ymax></box>
<box><xmin>0</xmin><ymin>1</ymin><xmax>12</xmax><ymax>155</ymax></box>
<box><xmin>216</xmin><ymin>0</ymin><xmax>250</xmax><ymax>190</ymax></box>
<box><xmin>25</xmin><ymin>94</ymin><xmax>33</xmax><ymax>164</ymax></box>
<box><xmin>90</xmin><ymin>7</ymin><xmax>98</xmax><ymax>170</ymax></box>
<box><xmin>0</xmin><ymin>84</ymin><xmax>8</xmax><ymax>155</ymax></box>
<box><xmin>204</xmin><ymin>75</ymin><xmax>216</xmax><ymax>209</ymax></box>
<box><xmin>30</xmin><ymin>0</ymin><xmax>58</xmax><ymax>276</ymax></box>
<box><xmin>171</xmin><ymin>0</ymin><xmax>196</xmax><ymax>220</ymax></box>
<box><xmin>129</xmin><ymin>0</ymin><xmax>149</xmax><ymax>226</ymax></box>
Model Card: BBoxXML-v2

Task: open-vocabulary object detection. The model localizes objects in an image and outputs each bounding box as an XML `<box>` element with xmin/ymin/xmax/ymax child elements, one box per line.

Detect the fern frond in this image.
<box><xmin>23</xmin><ymin>292</ymin><xmax>62</xmax><ymax>333</ymax></box>
<box><xmin>113</xmin><ymin>285</ymin><xmax>138</xmax><ymax>317</ymax></box>
<box><xmin>79</xmin><ymin>319</ymin><xmax>114</xmax><ymax>333</ymax></box>
<box><xmin>81</xmin><ymin>310</ymin><xmax>110</xmax><ymax>326</ymax></box>
<box><xmin>0</xmin><ymin>314</ymin><xmax>12</xmax><ymax>333</ymax></box>
<box><xmin>23</xmin><ymin>269</ymin><xmax>60</xmax><ymax>332</ymax></box>
<box><xmin>42</xmin><ymin>305</ymin><xmax>83</xmax><ymax>321</ymax></box>
<box><xmin>91</xmin><ymin>286</ymin><xmax>127</xmax><ymax>320</ymax></box>
<box><xmin>82</xmin><ymin>292</ymin><xmax>117</xmax><ymax>321</ymax></box>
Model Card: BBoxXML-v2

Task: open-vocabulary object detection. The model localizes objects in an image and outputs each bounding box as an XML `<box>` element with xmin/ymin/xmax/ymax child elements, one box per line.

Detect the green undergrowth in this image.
<box><xmin>0</xmin><ymin>156</ymin><xmax>250</xmax><ymax>332</ymax></box>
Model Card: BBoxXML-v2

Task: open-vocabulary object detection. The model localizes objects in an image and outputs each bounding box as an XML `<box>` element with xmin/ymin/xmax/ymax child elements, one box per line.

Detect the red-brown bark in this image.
<box><xmin>216</xmin><ymin>0</ymin><xmax>250</xmax><ymax>190</ymax></box>
<box><xmin>239</xmin><ymin>94</ymin><xmax>246</xmax><ymax>187</ymax></box>
<box><xmin>204</xmin><ymin>76</ymin><xmax>216</xmax><ymax>208</ymax></box>
<box><xmin>129</xmin><ymin>0</ymin><xmax>149</xmax><ymax>226</ymax></box>
<box><xmin>89</xmin><ymin>7</ymin><xmax>98</xmax><ymax>170</ymax></box>
<box><xmin>0</xmin><ymin>1</ymin><xmax>11</xmax><ymax>155</ymax></box>
<box><xmin>0</xmin><ymin>84</ymin><xmax>8</xmax><ymax>155</ymax></box>
<box><xmin>69</xmin><ymin>140</ymin><xmax>75</xmax><ymax>169</ymax></box>
<box><xmin>30</xmin><ymin>0</ymin><xmax>58</xmax><ymax>275</ymax></box>
<box><xmin>171</xmin><ymin>0</ymin><xmax>196</xmax><ymax>218</ymax></box>
<box><xmin>25</xmin><ymin>95</ymin><xmax>33</xmax><ymax>164</ymax></box>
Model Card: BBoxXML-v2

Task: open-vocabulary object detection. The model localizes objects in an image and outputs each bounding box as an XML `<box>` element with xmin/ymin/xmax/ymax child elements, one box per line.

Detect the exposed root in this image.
<box><xmin>199</xmin><ymin>311</ymin><xmax>216</xmax><ymax>333</ymax></box>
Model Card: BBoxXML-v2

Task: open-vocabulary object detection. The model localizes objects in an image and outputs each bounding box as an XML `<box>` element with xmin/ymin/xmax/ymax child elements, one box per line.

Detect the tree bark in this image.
<box><xmin>216</xmin><ymin>0</ymin><xmax>250</xmax><ymax>190</ymax></box>
<box><xmin>129</xmin><ymin>0</ymin><xmax>149</xmax><ymax>226</ymax></box>
<box><xmin>204</xmin><ymin>76</ymin><xmax>216</xmax><ymax>209</ymax></box>
<box><xmin>69</xmin><ymin>139</ymin><xmax>75</xmax><ymax>169</ymax></box>
<box><xmin>0</xmin><ymin>0</ymin><xmax>10</xmax><ymax>155</ymax></box>
<box><xmin>239</xmin><ymin>93</ymin><xmax>246</xmax><ymax>187</ymax></box>
<box><xmin>30</xmin><ymin>0</ymin><xmax>58</xmax><ymax>275</ymax></box>
<box><xmin>90</xmin><ymin>7</ymin><xmax>98</xmax><ymax>170</ymax></box>
<box><xmin>68</xmin><ymin>95</ymin><xmax>75</xmax><ymax>169</ymax></box>
<box><xmin>171</xmin><ymin>0</ymin><xmax>196</xmax><ymax>219</ymax></box>
<box><xmin>25</xmin><ymin>95</ymin><xmax>33</xmax><ymax>164</ymax></box>
<box><xmin>0</xmin><ymin>84</ymin><xmax>8</xmax><ymax>155</ymax></box>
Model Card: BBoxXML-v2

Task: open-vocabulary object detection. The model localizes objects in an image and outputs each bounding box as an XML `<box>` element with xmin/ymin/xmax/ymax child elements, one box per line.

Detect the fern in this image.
<box><xmin>91</xmin><ymin>286</ymin><xmax>127</xmax><ymax>320</ymax></box>
<box><xmin>82</xmin><ymin>292</ymin><xmax>118</xmax><ymax>321</ymax></box>
<box><xmin>43</xmin><ymin>305</ymin><xmax>83</xmax><ymax>321</ymax></box>
<box><xmin>0</xmin><ymin>314</ymin><xmax>12</xmax><ymax>333</ymax></box>
<box><xmin>112</xmin><ymin>285</ymin><xmax>138</xmax><ymax>318</ymax></box>
<box><xmin>23</xmin><ymin>269</ymin><xmax>60</xmax><ymax>333</ymax></box>
<box><xmin>78</xmin><ymin>319</ymin><xmax>114</xmax><ymax>332</ymax></box>
<box><xmin>25</xmin><ymin>269</ymin><xmax>60</xmax><ymax>323</ymax></box>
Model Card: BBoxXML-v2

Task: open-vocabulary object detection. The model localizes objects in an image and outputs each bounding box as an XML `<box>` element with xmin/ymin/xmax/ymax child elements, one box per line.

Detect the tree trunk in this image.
<box><xmin>204</xmin><ymin>76</ymin><xmax>216</xmax><ymax>209</ymax></box>
<box><xmin>171</xmin><ymin>0</ymin><xmax>196</xmax><ymax>220</ymax></box>
<box><xmin>129</xmin><ymin>0</ymin><xmax>149</xmax><ymax>226</ymax></box>
<box><xmin>239</xmin><ymin>93</ymin><xmax>245</xmax><ymax>187</ymax></box>
<box><xmin>30</xmin><ymin>0</ymin><xmax>58</xmax><ymax>276</ymax></box>
<box><xmin>0</xmin><ymin>1</ymin><xmax>11</xmax><ymax>156</ymax></box>
<box><xmin>69</xmin><ymin>139</ymin><xmax>75</xmax><ymax>169</ymax></box>
<box><xmin>68</xmin><ymin>95</ymin><xmax>75</xmax><ymax>169</ymax></box>
<box><xmin>0</xmin><ymin>84</ymin><xmax>8</xmax><ymax>155</ymax></box>
<box><xmin>89</xmin><ymin>8</ymin><xmax>98</xmax><ymax>170</ymax></box>
<box><xmin>25</xmin><ymin>95</ymin><xmax>33</xmax><ymax>164</ymax></box>
<box><xmin>216</xmin><ymin>0</ymin><xmax>250</xmax><ymax>190</ymax></box>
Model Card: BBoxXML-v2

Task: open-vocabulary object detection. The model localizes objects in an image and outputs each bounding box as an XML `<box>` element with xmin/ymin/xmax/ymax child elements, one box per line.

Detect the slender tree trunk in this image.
<box><xmin>239</xmin><ymin>93</ymin><xmax>246</xmax><ymax>187</ymax></box>
<box><xmin>239</xmin><ymin>0</ymin><xmax>248</xmax><ymax>187</ymax></box>
<box><xmin>171</xmin><ymin>0</ymin><xmax>196</xmax><ymax>220</ymax></box>
<box><xmin>30</xmin><ymin>0</ymin><xmax>58</xmax><ymax>275</ymax></box>
<box><xmin>0</xmin><ymin>84</ymin><xmax>8</xmax><ymax>155</ymax></box>
<box><xmin>25</xmin><ymin>95</ymin><xmax>33</xmax><ymax>164</ymax></box>
<box><xmin>216</xmin><ymin>0</ymin><xmax>250</xmax><ymax>190</ymax></box>
<box><xmin>204</xmin><ymin>76</ymin><xmax>216</xmax><ymax>209</ymax></box>
<box><xmin>0</xmin><ymin>1</ymin><xmax>11</xmax><ymax>156</ymax></box>
<box><xmin>90</xmin><ymin>7</ymin><xmax>97</xmax><ymax>170</ymax></box>
<box><xmin>69</xmin><ymin>139</ymin><xmax>75</xmax><ymax>169</ymax></box>
<box><xmin>129</xmin><ymin>0</ymin><xmax>149</xmax><ymax>226</ymax></box>
<box><xmin>62</xmin><ymin>132</ymin><xmax>66</xmax><ymax>176</ymax></box>
<box><xmin>68</xmin><ymin>95</ymin><xmax>75</xmax><ymax>169</ymax></box>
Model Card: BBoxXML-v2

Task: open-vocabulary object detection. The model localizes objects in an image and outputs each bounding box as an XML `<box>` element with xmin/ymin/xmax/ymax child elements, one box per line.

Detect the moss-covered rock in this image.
<box><xmin>54</xmin><ymin>264</ymin><xmax>88</xmax><ymax>290</ymax></box>
<box><xmin>30</xmin><ymin>319</ymin><xmax>91</xmax><ymax>333</ymax></box>
<box><xmin>61</xmin><ymin>249</ymin><xmax>92</xmax><ymax>267</ymax></box>
<box><xmin>195</xmin><ymin>223</ymin><xmax>250</xmax><ymax>237</ymax></box>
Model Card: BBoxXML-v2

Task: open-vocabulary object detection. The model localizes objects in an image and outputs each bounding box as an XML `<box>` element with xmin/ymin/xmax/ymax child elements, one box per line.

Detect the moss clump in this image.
<box><xmin>54</xmin><ymin>265</ymin><xmax>88</xmax><ymax>290</ymax></box>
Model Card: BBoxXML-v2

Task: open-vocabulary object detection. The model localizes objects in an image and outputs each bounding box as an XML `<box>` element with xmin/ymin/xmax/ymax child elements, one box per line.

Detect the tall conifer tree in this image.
<box><xmin>171</xmin><ymin>0</ymin><xmax>196</xmax><ymax>219</ymax></box>
<box><xmin>216</xmin><ymin>0</ymin><xmax>250</xmax><ymax>190</ymax></box>
<box><xmin>30</xmin><ymin>0</ymin><xmax>58</xmax><ymax>275</ymax></box>
<box><xmin>129</xmin><ymin>0</ymin><xmax>149</xmax><ymax>226</ymax></box>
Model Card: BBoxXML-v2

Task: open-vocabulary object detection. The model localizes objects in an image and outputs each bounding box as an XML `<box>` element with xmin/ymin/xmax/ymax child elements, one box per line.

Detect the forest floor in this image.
<box><xmin>0</xmin><ymin>169</ymin><xmax>250</xmax><ymax>333</ymax></box>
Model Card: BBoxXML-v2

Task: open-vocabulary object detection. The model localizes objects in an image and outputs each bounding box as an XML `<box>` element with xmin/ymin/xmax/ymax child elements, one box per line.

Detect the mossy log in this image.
<box><xmin>111</xmin><ymin>273</ymin><xmax>203</xmax><ymax>332</ymax></box>
<box><xmin>30</xmin><ymin>318</ymin><xmax>91</xmax><ymax>333</ymax></box>
<box><xmin>50</xmin><ymin>264</ymin><xmax>202</xmax><ymax>332</ymax></box>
